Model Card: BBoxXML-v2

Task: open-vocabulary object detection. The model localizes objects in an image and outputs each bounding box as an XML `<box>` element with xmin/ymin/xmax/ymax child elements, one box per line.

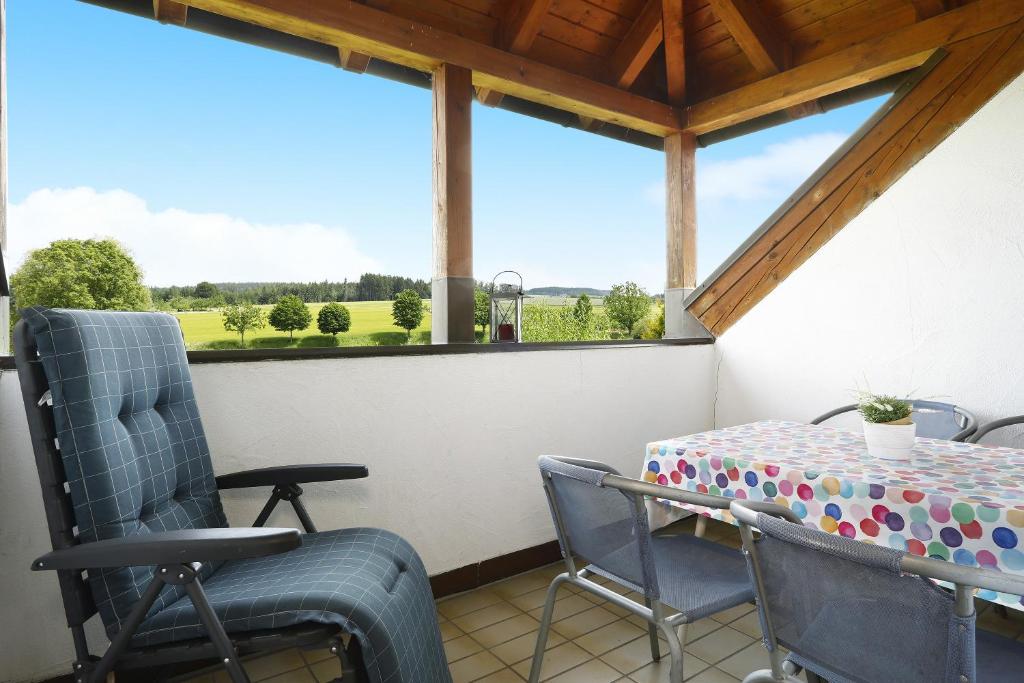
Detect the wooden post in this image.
<box><xmin>0</xmin><ymin>0</ymin><xmax>9</xmax><ymax>355</ymax></box>
<box><xmin>664</xmin><ymin>131</ymin><xmax>703</xmax><ymax>338</ymax></box>
<box><xmin>431</xmin><ymin>63</ymin><xmax>475</xmax><ymax>344</ymax></box>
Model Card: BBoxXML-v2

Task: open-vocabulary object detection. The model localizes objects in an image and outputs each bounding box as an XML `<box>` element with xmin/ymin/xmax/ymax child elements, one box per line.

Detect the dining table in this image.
<box><xmin>642</xmin><ymin>420</ymin><xmax>1024</xmax><ymax>609</ymax></box>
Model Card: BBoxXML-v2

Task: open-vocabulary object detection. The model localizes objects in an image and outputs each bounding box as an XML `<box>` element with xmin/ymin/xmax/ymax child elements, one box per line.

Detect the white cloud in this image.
<box><xmin>646</xmin><ymin>131</ymin><xmax>848</xmax><ymax>205</ymax></box>
<box><xmin>8</xmin><ymin>187</ymin><xmax>381</xmax><ymax>286</ymax></box>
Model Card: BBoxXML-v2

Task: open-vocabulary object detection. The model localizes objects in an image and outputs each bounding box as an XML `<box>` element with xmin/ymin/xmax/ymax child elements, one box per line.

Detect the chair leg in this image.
<box><xmin>657</xmin><ymin>621</ymin><xmax>685</xmax><ymax>683</ymax></box>
<box><xmin>528</xmin><ymin>573</ymin><xmax>570</xmax><ymax>683</ymax></box>
<box><xmin>643</xmin><ymin>597</ymin><xmax>660</xmax><ymax>661</ymax></box>
<box><xmin>694</xmin><ymin>515</ymin><xmax>708</xmax><ymax>538</ymax></box>
<box><xmin>183</xmin><ymin>581</ymin><xmax>251</xmax><ymax>683</ymax></box>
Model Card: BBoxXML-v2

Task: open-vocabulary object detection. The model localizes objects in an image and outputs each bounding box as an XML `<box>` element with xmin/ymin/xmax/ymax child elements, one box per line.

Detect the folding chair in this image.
<box><xmin>811</xmin><ymin>399</ymin><xmax>978</xmax><ymax>441</ymax></box>
<box><xmin>530</xmin><ymin>455</ymin><xmax>801</xmax><ymax>683</ymax></box>
<box><xmin>15</xmin><ymin>308</ymin><xmax>451</xmax><ymax>683</ymax></box>
<box><xmin>730</xmin><ymin>500</ymin><xmax>1024</xmax><ymax>683</ymax></box>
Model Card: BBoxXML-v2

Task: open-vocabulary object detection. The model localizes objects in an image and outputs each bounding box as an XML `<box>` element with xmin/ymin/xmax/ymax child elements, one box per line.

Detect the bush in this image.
<box><xmin>317</xmin><ymin>302</ymin><xmax>352</xmax><ymax>336</ymax></box>
<box><xmin>605</xmin><ymin>281</ymin><xmax>652</xmax><ymax>338</ymax></box>
<box><xmin>522</xmin><ymin>303</ymin><xmax>611</xmax><ymax>342</ymax></box>
<box><xmin>392</xmin><ymin>289</ymin><xmax>424</xmax><ymax>341</ymax></box>
<box><xmin>222</xmin><ymin>303</ymin><xmax>266</xmax><ymax>345</ymax></box>
<box><xmin>639</xmin><ymin>301</ymin><xmax>665</xmax><ymax>340</ymax></box>
<box><xmin>268</xmin><ymin>295</ymin><xmax>312</xmax><ymax>340</ymax></box>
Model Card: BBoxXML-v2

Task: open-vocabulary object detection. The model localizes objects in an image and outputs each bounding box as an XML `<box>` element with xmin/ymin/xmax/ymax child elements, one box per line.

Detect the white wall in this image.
<box><xmin>0</xmin><ymin>344</ymin><xmax>714</xmax><ymax>682</ymax></box>
<box><xmin>715</xmin><ymin>73</ymin><xmax>1024</xmax><ymax>445</ymax></box>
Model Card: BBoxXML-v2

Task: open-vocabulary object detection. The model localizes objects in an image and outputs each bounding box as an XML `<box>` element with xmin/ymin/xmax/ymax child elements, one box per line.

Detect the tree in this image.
<box><xmin>391</xmin><ymin>289</ymin><xmax>424</xmax><ymax>341</ymax></box>
<box><xmin>194</xmin><ymin>281</ymin><xmax>219</xmax><ymax>299</ymax></box>
<box><xmin>605</xmin><ymin>281</ymin><xmax>651</xmax><ymax>337</ymax></box>
<box><xmin>268</xmin><ymin>295</ymin><xmax>312</xmax><ymax>340</ymax></box>
<box><xmin>317</xmin><ymin>302</ymin><xmax>351</xmax><ymax>336</ymax></box>
<box><xmin>571</xmin><ymin>293</ymin><xmax>593</xmax><ymax>327</ymax></box>
<box><xmin>222</xmin><ymin>303</ymin><xmax>266</xmax><ymax>345</ymax></box>
<box><xmin>10</xmin><ymin>238</ymin><xmax>151</xmax><ymax>313</ymax></box>
<box><xmin>474</xmin><ymin>290</ymin><xmax>490</xmax><ymax>336</ymax></box>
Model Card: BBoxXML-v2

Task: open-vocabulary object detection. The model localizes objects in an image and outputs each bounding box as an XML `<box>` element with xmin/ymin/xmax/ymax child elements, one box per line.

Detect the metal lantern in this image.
<box><xmin>489</xmin><ymin>271</ymin><xmax>524</xmax><ymax>343</ymax></box>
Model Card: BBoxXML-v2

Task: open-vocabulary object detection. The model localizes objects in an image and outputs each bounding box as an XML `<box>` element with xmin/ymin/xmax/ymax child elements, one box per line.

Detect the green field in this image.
<box><xmin>176</xmin><ymin>301</ymin><xmax>436</xmax><ymax>350</ymax></box>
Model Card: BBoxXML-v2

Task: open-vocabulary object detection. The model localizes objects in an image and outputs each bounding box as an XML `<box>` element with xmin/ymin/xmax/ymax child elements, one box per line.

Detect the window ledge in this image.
<box><xmin>0</xmin><ymin>337</ymin><xmax>713</xmax><ymax>370</ymax></box>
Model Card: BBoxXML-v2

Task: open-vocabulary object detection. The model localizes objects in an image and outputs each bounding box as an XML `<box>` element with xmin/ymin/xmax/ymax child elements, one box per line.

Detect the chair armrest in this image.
<box><xmin>215</xmin><ymin>464</ymin><xmax>369</xmax><ymax>490</ymax></box>
<box><xmin>31</xmin><ymin>528</ymin><xmax>301</xmax><ymax>571</ymax></box>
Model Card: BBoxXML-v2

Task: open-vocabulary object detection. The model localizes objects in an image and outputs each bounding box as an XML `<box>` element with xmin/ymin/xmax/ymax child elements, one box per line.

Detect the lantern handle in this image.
<box><xmin>490</xmin><ymin>270</ymin><xmax>524</xmax><ymax>294</ymax></box>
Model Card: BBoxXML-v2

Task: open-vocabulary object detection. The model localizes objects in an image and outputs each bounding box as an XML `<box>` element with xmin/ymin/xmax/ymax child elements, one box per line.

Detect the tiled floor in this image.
<box><xmin>177</xmin><ymin>516</ymin><xmax>1024</xmax><ymax>683</ymax></box>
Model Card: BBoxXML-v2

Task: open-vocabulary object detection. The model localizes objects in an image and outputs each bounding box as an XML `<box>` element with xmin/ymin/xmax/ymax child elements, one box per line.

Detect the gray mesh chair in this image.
<box><xmin>967</xmin><ymin>416</ymin><xmax>1024</xmax><ymax>444</ymax></box>
<box><xmin>730</xmin><ymin>500</ymin><xmax>1024</xmax><ymax>683</ymax></box>
<box><xmin>530</xmin><ymin>456</ymin><xmax>801</xmax><ymax>683</ymax></box>
<box><xmin>811</xmin><ymin>399</ymin><xmax>978</xmax><ymax>441</ymax></box>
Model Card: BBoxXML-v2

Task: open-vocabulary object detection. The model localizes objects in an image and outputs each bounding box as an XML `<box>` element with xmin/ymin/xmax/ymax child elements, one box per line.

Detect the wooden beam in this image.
<box><xmin>479</xmin><ymin>0</ymin><xmax>553</xmax><ymax>108</ymax></box>
<box><xmin>338</xmin><ymin>46</ymin><xmax>370</xmax><ymax>73</ymax></box>
<box><xmin>687</xmin><ymin>19</ymin><xmax>1024</xmax><ymax>335</ymax></box>
<box><xmin>178</xmin><ymin>0</ymin><xmax>683</xmax><ymax>136</ymax></box>
<box><xmin>909</xmin><ymin>0</ymin><xmax>950</xmax><ymax>20</ymax></box>
<box><xmin>685</xmin><ymin>0</ymin><xmax>1024</xmax><ymax>134</ymax></box>
<box><xmin>665</xmin><ymin>132</ymin><xmax>697</xmax><ymax>290</ymax></box>
<box><xmin>662</xmin><ymin>0</ymin><xmax>686</xmax><ymax>105</ymax></box>
<box><xmin>432</xmin><ymin>63</ymin><xmax>475</xmax><ymax>344</ymax></box>
<box><xmin>609</xmin><ymin>0</ymin><xmax>664</xmax><ymax>90</ymax></box>
<box><xmin>707</xmin><ymin>0</ymin><xmax>789</xmax><ymax>76</ymax></box>
<box><xmin>153</xmin><ymin>0</ymin><xmax>188</xmax><ymax>25</ymax></box>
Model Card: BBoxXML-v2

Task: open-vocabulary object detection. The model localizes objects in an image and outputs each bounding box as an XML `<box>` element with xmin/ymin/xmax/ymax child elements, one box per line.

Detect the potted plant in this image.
<box><xmin>858</xmin><ymin>393</ymin><xmax>916</xmax><ymax>461</ymax></box>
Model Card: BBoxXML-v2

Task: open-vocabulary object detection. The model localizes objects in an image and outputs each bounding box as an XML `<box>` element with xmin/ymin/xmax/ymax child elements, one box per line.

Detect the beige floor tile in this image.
<box><xmin>490</xmin><ymin>629</ymin><xmax>565</xmax><ymax>665</ymax></box>
<box><xmin>472</xmin><ymin>614</ymin><xmax>541</xmax><ymax>649</ymax></box>
<box><xmin>683</xmin><ymin>667</ymin><xmax>740</xmax><ymax>683</ymax></box>
<box><xmin>180</xmin><ymin>675</ymin><xmax>214</xmax><ymax>683</ymax></box>
<box><xmin>598</xmin><ymin>633</ymin><xmax>669</xmax><ymax>674</ymax></box>
<box><xmin>551</xmin><ymin>606</ymin><xmax>620</xmax><ymax>640</ymax></box>
<box><xmin>509</xmin><ymin>586</ymin><xmax>559</xmax><ymax>612</ymax></box>
<box><xmin>546</xmin><ymin>659</ymin><xmax>622</xmax><ymax>683</ymax></box>
<box><xmin>626</xmin><ymin>653</ymin><xmax>710</xmax><ymax>683</ymax></box>
<box><xmin>528</xmin><ymin>594</ymin><xmax>594</xmax><ymax>622</ymax></box>
<box><xmin>300</xmin><ymin>647</ymin><xmax>335</xmax><ymax>665</ymax></box>
<box><xmin>715</xmin><ymin>642</ymin><xmax>771</xmax><ymax>680</ymax></box>
<box><xmin>450</xmin><ymin>650</ymin><xmax>506</xmax><ymax>683</ymax></box>
<box><xmin>237</xmin><ymin>649</ymin><xmax>308</xmax><ymax>681</ymax></box>
<box><xmin>440</xmin><ymin>589</ymin><xmax>505</xmax><ymax>619</ymax></box>
<box><xmin>709</xmin><ymin>603</ymin><xmax>754</xmax><ymax>625</ymax></box>
<box><xmin>575</xmin><ymin>619</ymin><xmax>647</xmax><ymax>656</ymax></box>
<box><xmin>475</xmin><ymin>668</ymin><xmax>527</xmax><ymax>682</ymax></box>
<box><xmin>308</xmin><ymin>657</ymin><xmax>342</xmax><ymax>683</ymax></box>
<box><xmin>511</xmin><ymin>642</ymin><xmax>592</xmax><ymax>681</ymax></box>
<box><xmin>261</xmin><ymin>669</ymin><xmax>315</xmax><ymax>682</ymax></box>
<box><xmin>454</xmin><ymin>602</ymin><xmax>523</xmax><ymax>633</ymax></box>
<box><xmin>494</xmin><ymin>572</ymin><xmax>558</xmax><ymax>599</ymax></box>
<box><xmin>680</xmin><ymin>618</ymin><xmax>726</xmax><ymax>644</ymax></box>
<box><xmin>442</xmin><ymin>620</ymin><xmax>467</xmax><ymax>642</ymax></box>
<box><xmin>446</xmin><ymin>634</ymin><xmax>486</xmax><ymax>663</ymax></box>
<box><xmin>685</xmin><ymin>627</ymin><xmax>754</xmax><ymax>665</ymax></box>
<box><xmin>978</xmin><ymin>607</ymin><xmax>1024</xmax><ymax>638</ymax></box>
<box><xmin>727</xmin><ymin>611</ymin><xmax>762</xmax><ymax>639</ymax></box>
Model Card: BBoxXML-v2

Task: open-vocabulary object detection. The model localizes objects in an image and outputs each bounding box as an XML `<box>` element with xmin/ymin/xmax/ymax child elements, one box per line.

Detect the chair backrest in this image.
<box><xmin>811</xmin><ymin>400</ymin><xmax>976</xmax><ymax>441</ymax></box>
<box><xmin>15</xmin><ymin>308</ymin><xmax>227</xmax><ymax>635</ymax></box>
<box><xmin>738</xmin><ymin>507</ymin><xmax>974</xmax><ymax>683</ymax></box>
<box><xmin>967</xmin><ymin>415</ymin><xmax>1024</xmax><ymax>444</ymax></box>
<box><xmin>538</xmin><ymin>456</ymin><xmax>659</xmax><ymax>599</ymax></box>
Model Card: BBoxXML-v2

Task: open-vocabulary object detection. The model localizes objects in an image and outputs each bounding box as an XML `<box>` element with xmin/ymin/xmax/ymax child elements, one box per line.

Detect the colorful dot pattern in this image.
<box><xmin>642</xmin><ymin>421</ymin><xmax>1024</xmax><ymax>610</ymax></box>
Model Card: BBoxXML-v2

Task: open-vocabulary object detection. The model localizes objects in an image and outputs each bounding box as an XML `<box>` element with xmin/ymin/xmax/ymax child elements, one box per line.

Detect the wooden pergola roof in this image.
<box><xmin>83</xmin><ymin>0</ymin><xmax>1024</xmax><ymax>338</ymax></box>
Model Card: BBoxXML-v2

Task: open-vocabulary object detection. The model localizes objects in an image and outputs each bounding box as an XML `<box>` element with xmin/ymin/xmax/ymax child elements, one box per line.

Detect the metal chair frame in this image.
<box><xmin>967</xmin><ymin>415</ymin><xmax>1024</xmax><ymax>444</ymax></box>
<box><xmin>529</xmin><ymin>457</ymin><xmax>801</xmax><ymax>683</ymax></box>
<box><xmin>810</xmin><ymin>401</ymin><xmax>978</xmax><ymax>441</ymax></box>
<box><xmin>730</xmin><ymin>500</ymin><xmax>1024</xmax><ymax>683</ymax></box>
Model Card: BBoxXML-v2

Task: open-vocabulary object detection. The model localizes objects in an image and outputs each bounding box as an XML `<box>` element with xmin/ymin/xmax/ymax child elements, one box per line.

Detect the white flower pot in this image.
<box><xmin>862</xmin><ymin>420</ymin><xmax>917</xmax><ymax>461</ymax></box>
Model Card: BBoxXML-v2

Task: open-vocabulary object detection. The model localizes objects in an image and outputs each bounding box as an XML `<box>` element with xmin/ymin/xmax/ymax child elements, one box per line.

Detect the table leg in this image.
<box><xmin>694</xmin><ymin>515</ymin><xmax>707</xmax><ymax>539</ymax></box>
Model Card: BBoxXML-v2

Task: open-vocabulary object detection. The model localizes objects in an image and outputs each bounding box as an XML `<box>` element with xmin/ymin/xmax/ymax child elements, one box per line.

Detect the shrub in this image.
<box><xmin>392</xmin><ymin>289</ymin><xmax>424</xmax><ymax>341</ymax></box>
<box><xmin>268</xmin><ymin>295</ymin><xmax>312</xmax><ymax>340</ymax></box>
<box><xmin>474</xmin><ymin>289</ymin><xmax>490</xmax><ymax>336</ymax></box>
<box><xmin>605</xmin><ymin>281</ymin><xmax>652</xmax><ymax>338</ymax></box>
<box><xmin>522</xmin><ymin>303</ymin><xmax>611</xmax><ymax>342</ymax></box>
<box><xmin>317</xmin><ymin>302</ymin><xmax>352</xmax><ymax>336</ymax></box>
<box><xmin>222</xmin><ymin>303</ymin><xmax>266</xmax><ymax>345</ymax></box>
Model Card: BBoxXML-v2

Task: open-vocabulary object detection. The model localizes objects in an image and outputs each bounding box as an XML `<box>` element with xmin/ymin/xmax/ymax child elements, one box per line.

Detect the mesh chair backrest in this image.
<box><xmin>538</xmin><ymin>456</ymin><xmax>658</xmax><ymax>599</ymax></box>
<box><xmin>911</xmin><ymin>400</ymin><xmax>964</xmax><ymax>440</ymax></box>
<box><xmin>748</xmin><ymin>512</ymin><xmax>974</xmax><ymax>683</ymax></box>
<box><xmin>20</xmin><ymin>308</ymin><xmax>227</xmax><ymax>635</ymax></box>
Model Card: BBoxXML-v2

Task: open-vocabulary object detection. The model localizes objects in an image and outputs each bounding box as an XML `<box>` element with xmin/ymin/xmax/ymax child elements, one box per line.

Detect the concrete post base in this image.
<box><xmin>664</xmin><ymin>287</ymin><xmax>712</xmax><ymax>340</ymax></box>
<box><xmin>431</xmin><ymin>276</ymin><xmax>476</xmax><ymax>344</ymax></box>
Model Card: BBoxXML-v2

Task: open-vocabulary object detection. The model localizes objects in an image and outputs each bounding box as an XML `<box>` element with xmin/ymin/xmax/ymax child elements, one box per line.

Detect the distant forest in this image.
<box><xmin>150</xmin><ymin>274</ymin><xmax>431</xmax><ymax>305</ymax></box>
<box><xmin>525</xmin><ymin>287</ymin><xmax>609</xmax><ymax>297</ymax></box>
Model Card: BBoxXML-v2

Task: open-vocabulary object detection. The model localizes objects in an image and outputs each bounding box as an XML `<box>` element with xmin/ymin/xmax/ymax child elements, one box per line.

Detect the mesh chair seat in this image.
<box><xmin>586</xmin><ymin>533</ymin><xmax>754</xmax><ymax>621</ymax></box>
<box><xmin>976</xmin><ymin>629</ymin><xmax>1024</xmax><ymax>682</ymax></box>
<box><xmin>132</xmin><ymin>527</ymin><xmax>450</xmax><ymax>682</ymax></box>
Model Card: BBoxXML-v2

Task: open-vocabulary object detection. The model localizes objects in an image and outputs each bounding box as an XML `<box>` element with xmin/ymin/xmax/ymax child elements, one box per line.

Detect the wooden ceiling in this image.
<box><xmin>146</xmin><ymin>0</ymin><xmax>1024</xmax><ymax>139</ymax></box>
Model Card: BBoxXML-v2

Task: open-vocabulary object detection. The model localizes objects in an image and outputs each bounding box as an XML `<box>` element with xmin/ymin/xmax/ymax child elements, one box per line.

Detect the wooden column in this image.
<box><xmin>664</xmin><ymin>131</ymin><xmax>701</xmax><ymax>338</ymax></box>
<box><xmin>431</xmin><ymin>63</ymin><xmax>475</xmax><ymax>344</ymax></box>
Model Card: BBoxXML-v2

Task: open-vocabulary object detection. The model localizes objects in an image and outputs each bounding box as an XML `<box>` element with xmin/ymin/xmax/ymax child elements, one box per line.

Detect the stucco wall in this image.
<box><xmin>0</xmin><ymin>344</ymin><xmax>714</xmax><ymax>682</ymax></box>
<box><xmin>714</xmin><ymin>73</ymin><xmax>1024</xmax><ymax>444</ymax></box>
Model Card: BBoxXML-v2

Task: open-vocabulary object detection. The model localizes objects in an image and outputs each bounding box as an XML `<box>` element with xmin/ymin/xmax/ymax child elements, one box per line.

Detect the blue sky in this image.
<box><xmin>7</xmin><ymin>0</ymin><xmax>884</xmax><ymax>290</ymax></box>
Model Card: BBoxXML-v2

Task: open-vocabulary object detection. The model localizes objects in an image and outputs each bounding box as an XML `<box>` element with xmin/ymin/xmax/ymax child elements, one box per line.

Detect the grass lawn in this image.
<box><xmin>176</xmin><ymin>301</ymin><xmax>437</xmax><ymax>349</ymax></box>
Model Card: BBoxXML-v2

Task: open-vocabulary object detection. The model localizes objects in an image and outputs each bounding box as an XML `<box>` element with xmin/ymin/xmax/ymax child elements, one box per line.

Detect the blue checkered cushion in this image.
<box><xmin>23</xmin><ymin>307</ymin><xmax>227</xmax><ymax>634</ymax></box>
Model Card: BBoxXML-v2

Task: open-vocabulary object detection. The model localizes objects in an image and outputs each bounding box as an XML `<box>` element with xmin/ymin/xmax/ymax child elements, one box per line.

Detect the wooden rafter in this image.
<box><xmin>908</xmin><ymin>0</ymin><xmax>950</xmax><ymax>20</ymax></box>
<box><xmin>176</xmin><ymin>0</ymin><xmax>683</xmax><ymax>136</ymax></box>
<box><xmin>478</xmin><ymin>0</ymin><xmax>552</xmax><ymax>107</ymax></box>
<box><xmin>153</xmin><ymin>0</ymin><xmax>188</xmax><ymax>26</ymax></box>
<box><xmin>687</xmin><ymin>17</ymin><xmax>1024</xmax><ymax>335</ymax></box>
<box><xmin>662</xmin><ymin>0</ymin><xmax>686</xmax><ymax>106</ymax></box>
<box><xmin>685</xmin><ymin>0</ymin><xmax>1024</xmax><ymax>134</ymax></box>
<box><xmin>707</xmin><ymin>0</ymin><xmax>789</xmax><ymax>76</ymax></box>
<box><xmin>609</xmin><ymin>0</ymin><xmax>664</xmax><ymax>91</ymax></box>
<box><xmin>338</xmin><ymin>46</ymin><xmax>371</xmax><ymax>74</ymax></box>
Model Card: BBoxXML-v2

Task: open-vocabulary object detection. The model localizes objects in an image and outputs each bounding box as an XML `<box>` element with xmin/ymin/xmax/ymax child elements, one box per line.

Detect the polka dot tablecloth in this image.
<box><xmin>642</xmin><ymin>420</ymin><xmax>1024</xmax><ymax>609</ymax></box>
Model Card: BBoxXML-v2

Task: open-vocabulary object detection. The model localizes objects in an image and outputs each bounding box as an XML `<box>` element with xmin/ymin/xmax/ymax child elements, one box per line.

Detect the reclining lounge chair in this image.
<box><xmin>15</xmin><ymin>307</ymin><xmax>451</xmax><ymax>683</ymax></box>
